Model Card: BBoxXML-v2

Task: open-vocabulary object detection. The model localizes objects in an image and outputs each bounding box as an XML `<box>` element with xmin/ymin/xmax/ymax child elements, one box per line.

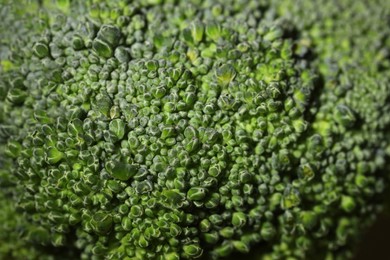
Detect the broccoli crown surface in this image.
<box><xmin>1</xmin><ymin>0</ymin><xmax>390</xmax><ymax>259</ymax></box>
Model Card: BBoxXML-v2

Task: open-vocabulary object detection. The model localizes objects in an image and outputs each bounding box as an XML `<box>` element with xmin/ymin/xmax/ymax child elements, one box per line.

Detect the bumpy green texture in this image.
<box><xmin>1</xmin><ymin>0</ymin><xmax>390</xmax><ymax>259</ymax></box>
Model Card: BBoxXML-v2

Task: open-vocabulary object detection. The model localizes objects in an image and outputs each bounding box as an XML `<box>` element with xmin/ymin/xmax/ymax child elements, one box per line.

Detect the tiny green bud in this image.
<box><xmin>183</xmin><ymin>244</ymin><xmax>203</xmax><ymax>258</ymax></box>
<box><xmin>114</xmin><ymin>46</ymin><xmax>130</xmax><ymax>62</ymax></box>
<box><xmin>261</xmin><ymin>222</ymin><xmax>276</xmax><ymax>240</ymax></box>
<box><xmin>46</xmin><ymin>147</ymin><xmax>64</xmax><ymax>165</ymax></box>
<box><xmin>341</xmin><ymin>195</ymin><xmax>356</xmax><ymax>212</ymax></box>
<box><xmin>298</xmin><ymin>163</ymin><xmax>315</xmax><ymax>181</ymax></box>
<box><xmin>233</xmin><ymin>241</ymin><xmax>250</xmax><ymax>253</ymax></box>
<box><xmin>97</xmin><ymin>25</ymin><xmax>121</xmax><ymax>46</ymax></box>
<box><xmin>93</xmin><ymin>38</ymin><xmax>113</xmax><ymax>58</ymax></box>
<box><xmin>165</xmin><ymin>252</ymin><xmax>180</xmax><ymax>260</ymax></box>
<box><xmin>33</xmin><ymin>42</ymin><xmax>49</xmax><ymax>58</ymax></box>
<box><xmin>170</xmin><ymin>223</ymin><xmax>182</xmax><ymax>237</ymax></box>
<box><xmin>203</xmin><ymin>232</ymin><xmax>219</xmax><ymax>244</ymax></box>
<box><xmin>91</xmin><ymin>212</ymin><xmax>112</xmax><ymax>234</ymax></box>
<box><xmin>184</xmin><ymin>126</ymin><xmax>198</xmax><ymax>139</ymax></box>
<box><xmin>232</xmin><ymin>212</ymin><xmax>247</xmax><ymax>227</ymax></box>
<box><xmin>264</xmin><ymin>27</ymin><xmax>283</xmax><ymax>41</ymax></box>
<box><xmin>200</xmin><ymin>219</ymin><xmax>211</xmax><ymax>232</ymax></box>
<box><xmin>213</xmin><ymin>242</ymin><xmax>233</xmax><ymax>257</ymax></box>
<box><xmin>109</xmin><ymin>119</ymin><xmax>126</xmax><ymax>140</ymax></box>
<box><xmin>5</xmin><ymin>140</ymin><xmax>22</xmax><ymax>158</ymax></box>
<box><xmin>152</xmin><ymin>86</ymin><xmax>167</xmax><ymax>99</ymax></box>
<box><xmin>191</xmin><ymin>22</ymin><xmax>204</xmax><ymax>44</ymax></box>
<box><xmin>216</xmin><ymin>64</ymin><xmax>236</xmax><ymax>86</ymax></box>
<box><xmin>72</xmin><ymin>35</ymin><xmax>84</xmax><ymax>50</ymax></box>
<box><xmin>219</xmin><ymin>227</ymin><xmax>234</xmax><ymax>238</ymax></box>
<box><xmin>282</xmin><ymin>186</ymin><xmax>301</xmax><ymax>209</ymax></box>
<box><xmin>161</xmin><ymin>126</ymin><xmax>175</xmax><ymax>139</ymax></box>
<box><xmin>107</xmin><ymin>161</ymin><xmax>138</xmax><ymax>181</ymax></box>
<box><xmin>185</xmin><ymin>138</ymin><xmax>200</xmax><ymax>153</ymax></box>
<box><xmin>205</xmin><ymin>22</ymin><xmax>221</xmax><ymax>41</ymax></box>
<box><xmin>187</xmin><ymin>187</ymin><xmax>207</xmax><ymax>201</ymax></box>
<box><xmin>335</xmin><ymin>104</ymin><xmax>356</xmax><ymax>127</ymax></box>
<box><xmin>299</xmin><ymin>211</ymin><xmax>318</xmax><ymax>230</ymax></box>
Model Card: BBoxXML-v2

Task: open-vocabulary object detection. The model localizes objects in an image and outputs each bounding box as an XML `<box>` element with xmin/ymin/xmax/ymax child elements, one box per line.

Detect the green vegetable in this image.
<box><xmin>1</xmin><ymin>0</ymin><xmax>390</xmax><ymax>259</ymax></box>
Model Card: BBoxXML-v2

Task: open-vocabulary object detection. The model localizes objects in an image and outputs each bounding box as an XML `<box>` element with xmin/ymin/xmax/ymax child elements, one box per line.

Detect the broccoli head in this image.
<box><xmin>1</xmin><ymin>0</ymin><xmax>390</xmax><ymax>259</ymax></box>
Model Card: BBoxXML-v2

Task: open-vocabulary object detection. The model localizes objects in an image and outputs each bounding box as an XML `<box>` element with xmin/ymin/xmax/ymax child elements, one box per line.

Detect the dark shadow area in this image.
<box><xmin>354</xmin><ymin>210</ymin><xmax>390</xmax><ymax>260</ymax></box>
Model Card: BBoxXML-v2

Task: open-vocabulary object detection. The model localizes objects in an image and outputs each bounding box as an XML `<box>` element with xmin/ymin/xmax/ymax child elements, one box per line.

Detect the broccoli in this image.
<box><xmin>1</xmin><ymin>0</ymin><xmax>390</xmax><ymax>259</ymax></box>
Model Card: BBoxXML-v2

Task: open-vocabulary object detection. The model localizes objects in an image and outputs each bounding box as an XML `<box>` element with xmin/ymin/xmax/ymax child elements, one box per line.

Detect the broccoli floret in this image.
<box><xmin>1</xmin><ymin>0</ymin><xmax>390</xmax><ymax>259</ymax></box>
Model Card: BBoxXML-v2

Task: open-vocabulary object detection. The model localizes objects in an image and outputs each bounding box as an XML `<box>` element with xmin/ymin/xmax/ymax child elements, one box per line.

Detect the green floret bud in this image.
<box><xmin>96</xmin><ymin>25</ymin><xmax>121</xmax><ymax>46</ymax></box>
<box><xmin>93</xmin><ymin>38</ymin><xmax>114</xmax><ymax>58</ymax></box>
<box><xmin>335</xmin><ymin>104</ymin><xmax>356</xmax><ymax>127</ymax></box>
<box><xmin>282</xmin><ymin>186</ymin><xmax>301</xmax><ymax>209</ymax></box>
<box><xmin>72</xmin><ymin>35</ymin><xmax>84</xmax><ymax>50</ymax></box>
<box><xmin>91</xmin><ymin>212</ymin><xmax>113</xmax><ymax>234</ymax></box>
<box><xmin>67</xmin><ymin>119</ymin><xmax>84</xmax><ymax>136</ymax></box>
<box><xmin>220</xmin><ymin>227</ymin><xmax>235</xmax><ymax>238</ymax></box>
<box><xmin>205</xmin><ymin>22</ymin><xmax>222</xmax><ymax>41</ymax></box>
<box><xmin>161</xmin><ymin>126</ymin><xmax>176</xmax><ymax>139</ymax></box>
<box><xmin>109</xmin><ymin>119</ymin><xmax>126</xmax><ymax>140</ymax></box>
<box><xmin>190</xmin><ymin>22</ymin><xmax>204</xmax><ymax>44</ymax></box>
<box><xmin>264</xmin><ymin>27</ymin><xmax>283</xmax><ymax>42</ymax></box>
<box><xmin>298</xmin><ymin>163</ymin><xmax>315</xmax><ymax>181</ymax></box>
<box><xmin>183</xmin><ymin>22</ymin><xmax>204</xmax><ymax>46</ymax></box>
<box><xmin>203</xmin><ymin>231</ymin><xmax>219</xmax><ymax>244</ymax></box>
<box><xmin>5</xmin><ymin>140</ymin><xmax>22</xmax><ymax>158</ymax></box>
<box><xmin>187</xmin><ymin>187</ymin><xmax>207</xmax><ymax>201</ymax></box>
<box><xmin>200</xmin><ymin>219</ymin><xmax>211</xmax><ymax>232</ymax></box>
<box><xmin>233</xmin><ymin>240</ymin><xmax>250</xmax><ymax>253</ymax></box>
<box><xmin>114</xmin><ymin>46</ymin><xmax>130</xmax><ymax>63</ymax></box>
<box><xmin>260</xmin><ymin>222</ymin><xmax>276</xmax><ymax>241</ymax></box>
<box><xmin>6</xmin><ymin>86</ymin><xmax>27</xmax><ymax>104</ymax></box>
<box><xmin>46</xmin><ymin>147</ymin><xmax>64</xmax><ymax>165</ymax></box>
<box><xmin>33</xmin><ymin>41</ymin><xmax>49</xmax><ymax>58</ymax></box>
<box><xmin>165</xmin><ymin>252</ymin><xmax>180</xmax><ymax>260</ymax></box>
<box><xmin>185</xmin><ymin>138</ymin><xmax>200</xmax><ymax>153</ymax></box>
<box><xmin>152</xmin><ymin>86</ymin><xmax>167</xmax><ymax>99</ymax></box>
<box><xmin>232</xmin><ymin>212</ymin><xmax>247</xmax><ymax>228</ymax></box>
<box><xmin>138</xmin><ymin>234</ymin><xmax>149</xmax><ymax>248</ymax></box>
<box><xmin>299</xmin><ymin>211</ymin><xmax>318</xmax><ymax>231</ymax></box>
<box><xmin>183</xmin><ymin>244</ymin><xmax>203</xmax><ymax>258</ymax></box>
<box><xmin>341</xmin><ymin>195</ymin><xmax>356</xmax><ymax>213</ymax></box>
<box><xmin>106</xmin><ymin>161</ymin><xmax>138</xmax><ymax>181</ymax></box>
<box><xmin>162</xmin><ymin>189</ymin><xmax>185</xmax><ymax>204</ymax></box>
<box><xmin>215</xmin><ymin>64</ymin><xmax>236</xmax><ymax>86</ymax></box>
<box><xmin>212</xmin><ymin>242</ymin><xmax>233</xmax><ymax>257</ymax></box>
<box><xmin>184</xmin><ymin>126</ymin><xmax>198</xmax><ymax>139</ymax></box>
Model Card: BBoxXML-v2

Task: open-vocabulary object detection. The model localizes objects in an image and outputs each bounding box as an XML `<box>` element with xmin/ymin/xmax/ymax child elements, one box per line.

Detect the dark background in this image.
<box><xmin>354</xmin><ymin>210</ymin><xmax>390</xmax><ymax>260</ymax></box>
<box><xmin>219</xmin><ymin>208</ymin><xmax>390</xmax><ymax>260</ymax></box>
